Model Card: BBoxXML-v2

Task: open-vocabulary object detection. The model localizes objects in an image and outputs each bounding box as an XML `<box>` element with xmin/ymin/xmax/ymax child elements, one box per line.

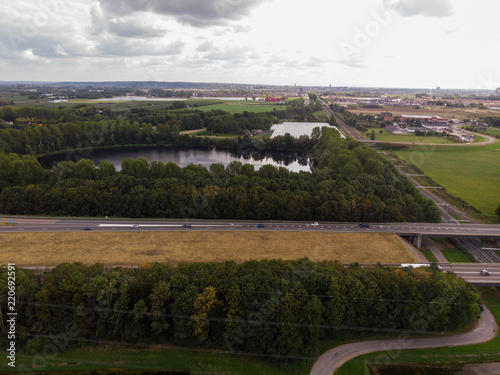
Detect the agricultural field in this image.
<box><xmin>394</xmin><ymin>141</ymin><xmax>500</xmax><ymax>218</ymax></box>
<box><xmin>365</xmin><ymin>129</ymin><xmax>457</xmax><ymax>144</ymax></box>
<box><xmin>0</xmin><ymin>231</ymin><xmax>415</xmax><ymax>266</ymax></box>
<box><xmin>192</xmin><ymin>101</ymin><xmax>283</xmax><ymax>114</ymax></box>
<box><xmin>478</xmin><ymin>128</ymin><xmax>500</xmax><ymax>138</ymax></box>
<box><xmin>9</xmin><ymin>98</ymin><xmax>224</xmax><ymax>111</ymax></box>
<box><xmin>349</xmin><ymin>105</ymin><xmax>500</xmax><ymax>121</ymax></box>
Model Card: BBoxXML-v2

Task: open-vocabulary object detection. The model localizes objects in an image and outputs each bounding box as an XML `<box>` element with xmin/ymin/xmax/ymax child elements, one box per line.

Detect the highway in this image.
<box><xmin>440</xmin><ymin>263</ymin><xmax>500</xmax><ymax>285</ymax></box>
<box><xmin>1</xmin><ymin>218</ymin><xmax>500</xmax><ymax>237</ymax></box>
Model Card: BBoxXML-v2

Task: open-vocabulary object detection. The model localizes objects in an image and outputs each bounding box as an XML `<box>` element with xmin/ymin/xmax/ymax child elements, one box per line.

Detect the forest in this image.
<box><xmin>0</xmin><ymin>126</ymin><xmax>440</xmax><ymax>222</ymax></box>
<box><xmin>0</xmin><ymin>260</ymin><xmax>481</xmax><ymax>365</ymax></box>
<box><xmin>0</xmin><ymin>105</ymin><xmax>440</xmax><ymax>222</ymax></box>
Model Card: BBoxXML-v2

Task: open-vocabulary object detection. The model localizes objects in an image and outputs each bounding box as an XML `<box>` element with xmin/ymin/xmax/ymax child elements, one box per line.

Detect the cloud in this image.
<box><xmin>96</xmin><ymin>39</ymin><xmax>185</xmax><ymax>57</ymax></box>
<box><xmin>203</xmin><ymin>45</ymin><xmax>248</xmax><ymax>61</ymax></box>
<box><xmin>385</xmin><ymin>0</ymin><xmax>454</xmax><ymax>17</ymax></box>
<box><xmin>107</xmin><ymin>21</ymin><xmax>168</xmax><ymax>38</ymax></box>
<box><xmin>98</xmin><ymin>0</ymin><xmax>272</xmax><ymax>26</ymax></box>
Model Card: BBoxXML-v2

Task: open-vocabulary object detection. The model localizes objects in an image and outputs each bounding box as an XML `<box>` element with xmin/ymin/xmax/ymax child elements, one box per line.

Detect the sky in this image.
<box><xmin>0</xmin><ymin>0</ymin><xmax>499</xmax><ymax>89</ymax></box>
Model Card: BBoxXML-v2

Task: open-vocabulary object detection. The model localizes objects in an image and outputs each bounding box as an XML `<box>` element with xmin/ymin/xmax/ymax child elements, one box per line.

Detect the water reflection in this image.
<box><xmin>38</xmin><ymin>147</ymin><xmax>314</xmax><ymax>173</ymax></box>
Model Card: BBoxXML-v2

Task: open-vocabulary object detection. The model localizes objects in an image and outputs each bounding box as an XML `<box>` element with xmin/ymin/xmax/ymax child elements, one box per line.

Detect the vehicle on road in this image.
<box><xmin>130</xmin><ymin>224</ymin><xmax>140</xmax><ymax>228</ymax></box>
<box><xmin>182</xmin><ymin>224</ymin><xmax>191</xmax><ymax>228</ymax></box>
<box><xmin>359</xmin><ymin>223</ymin><xmax>370</xmax><ymax>228</ymax></box>
<box><xmin>480</xmin><ymin>270</ymin><xmax>490</xmax><ymax>275</ymax></box>
<box><xmin>256</xmin><ymin>224</ymin><xmax>265</xmax><ymax>228</ymax></box>
<box><xmin>311</xmin><ymin>222</ymin><xmax>319</xmax><ymax>226</ymax></box>
<box><xmin>83</xmin><ymin>227</ymin><xmax>92</xmax><ymax>231</ymax></box>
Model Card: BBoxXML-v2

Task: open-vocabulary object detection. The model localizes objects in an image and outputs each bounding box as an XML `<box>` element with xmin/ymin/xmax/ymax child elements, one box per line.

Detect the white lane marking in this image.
<box><xmin>99</xmin><ymin>224</ymin><xmax>241</xmax><ymax>228</ymax></box>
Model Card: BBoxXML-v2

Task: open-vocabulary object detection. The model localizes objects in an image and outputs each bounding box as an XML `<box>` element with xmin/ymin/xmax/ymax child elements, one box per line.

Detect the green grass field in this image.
<box><xmin>336</xmin><ymin>287</ymin><xmax>500</xmax><ymax>374</ymax></box>
<box><xmin>418</xmin><ymin>248</ymin><xmax>438</xmax><ymax>263</ymax></box>
<box><xmin>394</xmin><ymin>142</ymin><xmax>500</xmax><ymax>217</ymax></box>
<box><xmin>365</xmin><ymin>129</ymin><xmax>457</xmax><ymax>144</ymax></box>
<box><xmin>193</xmin><ymin>101</ymin><xmax>283</xmax><ymax>114</ymax></box>
<box><xmin>479</xmin><ymin>128</ymin><xmax>500</xmax><ymax>138</ymax></box>
<box><xmin>8</xmin><ymin>345</ymin><xmax>307</xmax><ymax>375</ymax></box>
<box><xmin>10</xmin><ymin>98</ymin><xmax>224</xmax><ymax>111</ymax></box>
<box><xmin>441</xmin><ymin>248</ymin><xmax>474</xmax><ymax>262</ymax></box>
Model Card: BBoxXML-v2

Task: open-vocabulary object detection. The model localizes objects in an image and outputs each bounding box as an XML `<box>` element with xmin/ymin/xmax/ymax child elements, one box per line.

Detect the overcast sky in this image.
<box><xmin>1</xmin><ymin>0</ymin><xmax>499</xmax><ymax>89</ymax></box>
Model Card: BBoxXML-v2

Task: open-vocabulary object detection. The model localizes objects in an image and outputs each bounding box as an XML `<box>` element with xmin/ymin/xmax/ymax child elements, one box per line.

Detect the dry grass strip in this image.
<box><xmin>0</xmin><ymin>231</ymin><xmax>415</xmax><ymax>266</ymax></box>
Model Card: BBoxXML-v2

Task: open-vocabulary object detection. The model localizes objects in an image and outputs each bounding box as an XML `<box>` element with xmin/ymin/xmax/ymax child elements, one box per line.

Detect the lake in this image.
<box><xmin>39</xmin><ymin>147</ymin><xmax>314</xmax><ymax>173</ymax></box>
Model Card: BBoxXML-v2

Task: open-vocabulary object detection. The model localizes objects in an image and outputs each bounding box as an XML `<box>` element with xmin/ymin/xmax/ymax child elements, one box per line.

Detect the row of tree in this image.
<box><xmin>0</xmin><ymin>112</ymin><xmax>279</xmax><ymax>155</ymax></box>
<box><xmin>0</xmin><ymin>260</ymin><xmax>481</xmax><ymax>364</ymax></box>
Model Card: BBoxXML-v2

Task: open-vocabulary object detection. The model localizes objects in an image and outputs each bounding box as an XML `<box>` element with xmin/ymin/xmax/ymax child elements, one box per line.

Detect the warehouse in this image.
<box><xmin>270</xmin><ymin>122</ymin><xmax>345</xmax><ymax>139</ymax></box>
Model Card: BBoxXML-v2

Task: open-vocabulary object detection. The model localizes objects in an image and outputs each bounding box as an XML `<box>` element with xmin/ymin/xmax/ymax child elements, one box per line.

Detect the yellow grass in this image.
<box><xmin>0</xmin><ymin>231</ymin><xmax>414</xmax><ymax>266</ymax></box>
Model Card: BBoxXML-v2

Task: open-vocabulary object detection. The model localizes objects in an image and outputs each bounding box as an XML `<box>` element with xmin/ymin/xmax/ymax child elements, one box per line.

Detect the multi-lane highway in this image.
<box><xmin>440</xmin><ymin>263</ymin><xmax>500</xmax><ymax>285</ymax></box>
<box><xmin>1</xmin><ymin>218</ymin><xmax>500</xmax><ymax>237</ymax></box>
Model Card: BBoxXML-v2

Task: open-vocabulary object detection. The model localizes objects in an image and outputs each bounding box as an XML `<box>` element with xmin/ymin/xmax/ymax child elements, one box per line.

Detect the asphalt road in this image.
<box><xmin>310</xmin><ymin>306</ymin><xmax>498</xmax><ymax>375</ymax></box>
<box><xmin>440</xmin><ymin>263</ymin><xmax>500</xmax><ymax>285</ymax></box>
<box><xmin>1</xmin><ymin>218</ymin><xmax>499</xmax><ymax>237</ymax></box>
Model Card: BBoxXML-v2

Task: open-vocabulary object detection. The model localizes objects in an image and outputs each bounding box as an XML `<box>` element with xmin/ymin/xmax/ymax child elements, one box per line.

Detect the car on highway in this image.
<box><xmin>311</xmin><ymin>222</ymin><xmax>319</xmax><ymax>226</ymax></box>
<box><xmin>359</xmin><ymin>223</ymin><xmax>370</xmax><ymax>228</ymax></box>
<box><xmin>182</xmin><ymin>224</ymin><xmax>192</xmax><ymax>228</ymax></box>
<box><xmin>480</xmin><ymin>270</ymin><xmax>490</xmax><ymax>276</ymax></box>
<box><xmin>130</xmin><ymin>224</ymin><xmax>140</xmax><ymax>228</ymax></box>
<box><xmin>83</xmin><ymin>227</ymin><xmax>92</xmax><ymax>231</ymax></box>
<box><xmin>256</xmin><ymin>224</ymin><xmax>265</xmax><ymax>228</ymax></box>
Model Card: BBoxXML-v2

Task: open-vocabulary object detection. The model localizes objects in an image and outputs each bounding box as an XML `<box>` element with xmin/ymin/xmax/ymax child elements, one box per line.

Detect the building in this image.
<box><xmin>496</xmin><ymin>88</ymin><xmax>500</xmax><ymax>95</ymax></box>
<box><xmin>380</xmin><ymin>111</ymin><xmax>394</xmax><ymax>121</ymax></box>
<box><xmin>385</xmin><ymin>124</ymin><xmax>407</xmax><ymax>134</ymax></box>
<box><xmin>270</xmin><ymin>122</ymin><xmax>345</xmax><ymax>139</ymax></box>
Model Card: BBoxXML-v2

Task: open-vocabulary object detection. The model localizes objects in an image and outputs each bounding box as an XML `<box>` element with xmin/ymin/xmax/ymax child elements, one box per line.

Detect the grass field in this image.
<box><xmin>7</xmin><ymin>345</ymin><xmax>303</xmax><ymax>375</ymax></box>
<box><xmin>365</xmin><ymin>129</ymin><xmax>456</xmax><ymax>144</ymax></box>
<box><xmin>336</xmin><ymin>287</ymin><xmax>500</xmax><ymax>374</ymax></box>
<box><xmin>10</xmin><ymin>98</ymin><xmax>224</xmax><ymax>111</ymax></box>
<box><xmin>418</xmin><ymin>248</ymin><xmax>438</xmax><ymax>263</ymax></box>
<box><xmin>349</xmin><ymin>105</ymin><xmax>500</xmax><ymax>120</ymax></box>
<box><xmin>394</xmin><ymin>142</ymin><xmax>500</xmax><ymax>217</ymax></box>
<box><xmin>0</xmin><ymin>231</ymin><xmax>414</xmax><ymax>266</ymax></box>
<box><xmin>441</xmin><ymin>248</ymin><xmax>474</xmax><ymax>262</ymax></box>
<box><xmin>478</xmin><ymin>128</ymin><xmax>500</xmax><ymax>138</ymax></box>
<box><xmin>192</xmin><ymin>101</ymin><xmax>282</xmax><ymax>114</ymax></box>
<box><xmin>430</xmin><ymin>237</ymin><xmax>475</xmax><ymax>263</ymax></box>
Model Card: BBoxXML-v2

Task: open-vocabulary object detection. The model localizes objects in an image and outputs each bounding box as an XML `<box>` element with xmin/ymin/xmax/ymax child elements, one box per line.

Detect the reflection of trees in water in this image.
<box><xmin>235</xmin><ymin>150</ymin><xmax>313</xmax><ymax>167</ymax></box>
<box><xmin>39</xmin><ymin>147</ymin><xmax>314</xmax><ymax>172</ymax></box>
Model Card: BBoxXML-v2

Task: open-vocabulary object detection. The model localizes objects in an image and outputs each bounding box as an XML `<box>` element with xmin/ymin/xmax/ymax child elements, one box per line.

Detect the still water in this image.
<box><xmin>39</xmin><ymin>147</ymin><xmax>314</xmax><ymax>173</ymax></box>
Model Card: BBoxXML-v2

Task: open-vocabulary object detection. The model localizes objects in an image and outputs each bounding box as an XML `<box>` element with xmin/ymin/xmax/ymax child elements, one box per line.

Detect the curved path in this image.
<box><xmin>361</xmin><ymin>131</ymin><xmax>498</xmax><ymax>146</ymax></box>
<box><xmin>310</xmin><ymin>307</ymin><xmax>498</xmax><ymax>375</ymax></box>
<box><xmin>323</xmin><ymin>108</ymin><xmax>498</xmax><ymax>147</ymax></box>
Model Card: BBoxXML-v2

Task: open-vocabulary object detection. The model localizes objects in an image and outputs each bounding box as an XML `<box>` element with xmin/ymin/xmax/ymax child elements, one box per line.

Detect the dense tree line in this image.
<box><xmin>0</xmin><ymin>260</ymin><xmax>481</xmax><ymax>364</ymax></box>
<box><xmin>0</xmin><ymin>129</ymin><xmax>440</xmax><ymax>222</ymax></box>
<box><xmin>0</xmin><ymin>107</ymin><xmax>278</xmax><ymax>154</ymax></box>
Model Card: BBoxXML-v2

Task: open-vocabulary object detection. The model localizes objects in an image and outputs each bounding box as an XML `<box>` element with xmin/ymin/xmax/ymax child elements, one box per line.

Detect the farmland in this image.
<box><xmin>349</xmin><ymin>105</ymin><xmax>500</xmax><ymax>121</ymax></box>
<box><xmin>0</xmin><ymin>231</ymin><xmax>415</xmax><ymax>266</ymax></box>
<box><xmin>393</xmin><ymin>141</ymin><xmax>500</xmax><ymax>218</ymax></box>
<box><xmin>192</xmin><ymin>101</ymin><xmax>283</xmax><ymax>114</ymax></box>
<box><xmin>362</xmin><ymin>129</ymin><xmax>458</xmax><ymax>144</ymax></box>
